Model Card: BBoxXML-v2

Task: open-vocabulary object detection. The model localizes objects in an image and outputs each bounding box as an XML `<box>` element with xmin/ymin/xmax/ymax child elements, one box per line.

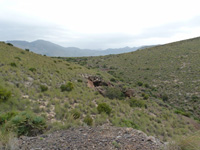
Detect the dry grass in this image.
<box><xmin>167</xmin><ymin>131</ymin><xmax>200</xmax><ymax>150</ymax></box>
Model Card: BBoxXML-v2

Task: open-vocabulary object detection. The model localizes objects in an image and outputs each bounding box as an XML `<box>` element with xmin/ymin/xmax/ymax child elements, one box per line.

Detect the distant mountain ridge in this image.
<box><xmin>6</xmin><ymin>40</ymin><xmax>151</xmax><ymax>57</ymax></box>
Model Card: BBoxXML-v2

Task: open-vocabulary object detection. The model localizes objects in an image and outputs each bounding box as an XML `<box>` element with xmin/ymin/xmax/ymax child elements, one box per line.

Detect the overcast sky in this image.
<box><xmin>1</xmin><ymin>0</ymin><xmax>200</xmax><ymax>49</ymax></box>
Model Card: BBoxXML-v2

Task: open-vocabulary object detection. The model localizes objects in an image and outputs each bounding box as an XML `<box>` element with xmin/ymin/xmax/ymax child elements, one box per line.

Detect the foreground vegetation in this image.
<box><xmin>0</xmin><ymin>40</ymin><xmax>199</xmax><ymax>149</ymax></box>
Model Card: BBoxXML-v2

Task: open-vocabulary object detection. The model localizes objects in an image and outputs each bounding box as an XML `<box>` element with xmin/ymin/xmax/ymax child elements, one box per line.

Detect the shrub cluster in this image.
<box><xmin>60</xmin><ymin>82</ymin><xmax>74</xmax><ymax>92</ymax></box>
<box><xmin>97</xmin><ymin>103</ymin><xmax>112</xmax><ymax>115</ymax></box>
<box><xmin>129</xmin><ymin>98</ymin><xmax>146</xmax><ymax>108</ymax></box>
<box><xmin>0</xmin><ymin>111</ymin><xmax>46</xmax><ymax>137</ymax></box>
<box><xmin>29</xmin><ymin>68</ymin><xmax>36</xmax><ymax>72</ymax></box>
<box><xmin>105</xmin><ymin>87</ymin><xmax>124</xmax><ymax>100</ymax></box>
<box><xmin>71</xmin><ymin>110</ymin><xmax>81</xmax><ymax>119</ymax></box>
<box><xmin>83</xmin><ymin>115</ymin><xmax>93</xmax><ymax>126</ymax></box>
<box><xmin>10</xmin><ymin>62</ymin><xmax>17</xmax><ymax>67</ymax></box>
<box><xmin>0</xmin><ymin>87</ymin><xmax>11</xmax><ymax>102</ymax></box>
<box><xmin>40</xmin><ymin>85</ymin><xmax>48</xmax><ymax>92</ymax></box>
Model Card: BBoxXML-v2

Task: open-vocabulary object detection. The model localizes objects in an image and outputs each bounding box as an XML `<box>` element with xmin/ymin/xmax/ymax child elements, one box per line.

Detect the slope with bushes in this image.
<box><xmin>0</xmin><ymin>41</ymin><xmax>199</xmax><ymax>148</ymax></box>
<box><xmin>67</xmin><ymin>37</ymin><xmax>200</xmax><ymax>121</ymax></box>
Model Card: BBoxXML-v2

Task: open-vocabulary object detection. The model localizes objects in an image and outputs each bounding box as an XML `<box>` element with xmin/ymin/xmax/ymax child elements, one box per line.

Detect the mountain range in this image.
<box><xmin>6</xmin><ymin>40</ymin><xmax>152</xmax><ymax>57</ymax></box>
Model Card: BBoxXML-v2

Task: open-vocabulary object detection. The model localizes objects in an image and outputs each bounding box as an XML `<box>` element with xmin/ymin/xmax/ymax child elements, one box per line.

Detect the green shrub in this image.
<box><xmin>83</xmin><ymin>115</ymin><xmax>93</xmax><ymax>126</ymax></box>
<box><xmin>60</xmin><ymin>82</ymin><xmax>74</xmax><ymax>92</ymax></box>
<box><xmin>142</xmin><ymin>93</ymin><xmax>149</xmax><ymax>100</ymax></box>
<box><xmin>110</xmin><ymin>78</ymin><xmax>116</xmax><ymax>82</ymax></box>
<box><xmin>97</xmin><ymin>103</ymin><xmax>112</xmax><ymax>115</ymax></box>
<box><xmin>15</xmin><ymin>57</ymin><xmax>21</xmax><ymax>61</ymax></box>
<box><xmin>174</xmin><ymin>109</ymin><xmax>191</xmax><ymax>117</ymax></box>
<box><xmin>29</xmin><ymin>68</ymin><xmax>36</xmax><ymax>72</ymax></box>
<box><xmin>5</xmin><ymin>112</ymin><xmax>46</xmax><ymax>137</ymax></box>
<box><xmin>0</xmin><ymin>87</ymin><xmax>11</xmax><ymax>102</ymax></box>
<box><xmin>137</xmin><ymin>81</ymin><xmax>143</xmax><ymax>86</ymax></box>
<box><xmin>40</xmin><ymin>85</ymin><xmax>48</xmax><ymax>92</ymax></box>
<box><xmin>6</xmin><ymin>43</ymin><xmax>13</xmax><ymax>46</ymax></box>
<box><xmin>120</xmin><ymin>119</ymin><xmax>139</xmax><ymax>129</ymax></box>
<box><xmin>71</xmin><ymin>110</ymin><xmax>81</xmax><ymax>119</ymax></box>
<box><xmin>144</xmin><ymin>83</ymin><xmax>149</xmax><ymax>88</ymax></box>
<box><xmin>129</xmin><ymin>98</ymin><xmax>146</xmax><ymax>108</ymax></box>
<box><xmin>77</xmin><ymin>79</ymin><xmax>82</xmax><ymax>82</ymax></box>
<box><xmin>191</xmin><ymin>95</ymin><xmax>199</xmax><ymax>102</ymax></box>
<box><xmin>105</xmin><ymin>87</ymin><xmax>124</xmax><ymax>100</ymax></box>
<box><xmin>10</xmin><ymin>62</ymin><xmax>17</xmax><ymax>67</ymax></box>
<box><xmin>25</xmin><ymin>49</ymin><xmax>29</xmax><ymax>52</ymax></box>
<box><xmin>162</xmin><ymin>94</ymin><xmax>169</xmax><ymax>102</ymax></box>
<box><xmin>0</xmin><ymin>111</ymin><xmax>18</xmax><ymax>125</ymax></box>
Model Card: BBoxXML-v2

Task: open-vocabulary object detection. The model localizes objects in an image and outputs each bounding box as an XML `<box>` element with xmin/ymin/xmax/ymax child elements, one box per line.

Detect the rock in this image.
<box><xmin>18</xmin><ymin>126</ymin><xmax>164</xmax><ymax>150</ymax></box>
<box><xmin>124</xmin><ymin>89</ymin><xmax>135</xmax><ymax>97</ymax></box>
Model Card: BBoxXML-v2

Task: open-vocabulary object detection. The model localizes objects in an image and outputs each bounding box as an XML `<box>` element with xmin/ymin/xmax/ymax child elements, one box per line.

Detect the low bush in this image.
<box><xmin>71</xmin><ymin>110</ymin><xmax>81</xmax><ymax>119</ymax></box>
<box><xmin>29</xmin><ymin>68</ymin><xmax>36</xmax><ymax>72</ymax></box>
<box><xmin>40</xmin><ymin>85</ymin><xmax>48</xmax><ymax>92</ymax></box>
<box><xmin>0</xmin><ymin>87</ymin><xmax>11</xmax><ymax>102</ymax></box>
<box><xmin>174</xmin><ymin>109</ymin><xmax>191</xmax><ymax>117</ymax></box>
<box><xmin>161</xmin><ymin>94</ymin><xmax>169</xmax><ymax>102</ymax></box>
<box><xmin>137</xmin><ymin>81</ymin><xmax>143</xmax><ymax>86</ymax></box>
<box><xmin>6</xmin><ymin>43</ymin><xmax>13</xmax><ymax>46</ymax></box>
<box><xmin>10</xmin><ymin>62</ymin><xmax>17</xmax><ymax>67</ymax></box>
<box><xmin>119</xmin><ymin>119</ymin><xmax>139</xmax><ymax>129</ymax></box>
<box><xmin>129</xmin><ymin>98</ymin><xmax>146</xmax><ymax>108</ymax></box>
<box><xmin>97</xmin><ymin>103</ymin><xmax>112</xmax><ymax>115</ymax></box>
<box><xmin>0</xmin><ymin>111</ymin><xmax>18</xmax><ymax>125</ymax></box>
<box><xmin>4</xmin><ymin>111</ymin><xmax>46</xmax><ymax>137</ymax></box>
<box><xmin>83</xmin><ymin>115</ymin><xmax>93</xmax><ymax>126</ymax></box>
<box><xmin>60</xmin><ymin>82</ymin><xmax>74</xmax><ymax>92</ymax></box>
<box><xmin>105</xmin><ymin>87</ymin><xmax>124</xmax><ymax>100</ymax></box>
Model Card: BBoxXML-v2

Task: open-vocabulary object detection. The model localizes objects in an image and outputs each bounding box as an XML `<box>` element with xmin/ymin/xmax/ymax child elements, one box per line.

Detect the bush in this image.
<box><xmin>77</xmin><ymin>79</ymin><xmax>82</xmax><ymax>83</ymax></box>
<box><xmin>6</xmin><ymin>43</ymin><xmax>13</xmax><ymax>46</ymax></box>
<box><xmin>5</xmin><ymin>112</ymin><xmax>46</xmax><ymax>137</ymax></box>
<box><xmin>110</xmin><ymin>78</ymin><xmax>116</xmax><ymax>82</ymax></box>
<box><xmin>83</xmin><ymin>115</ymin><xmax>93</xmax><ymax>126</ymax></box>
<box><xmin>137</xmin><ymin>81</ymin><xmax>143</xmax><ymax>86</ymax></box>
<box><xmin>40</xmin><ymin>85</ymin><xmax>48</xmax><ymax>92</ymax></box>
<box><xmin>174</xmin><ymin>109</ymin><xmax>191</xmax><ymax>117</ymax></box>
<box><xmin>142</xmin><ymin>93</ymin><xmax>149</xmax><ymax>100</ymax></box>
<box><xmin>29</xmin><ymin>68</ymin><xmax>36</xmax><ymax>72</ymax></box>
<box><xmin>25</xmin><ymin>49</ymin><xmax>29</xmax><ymax>52</ymax></box>
<box><xmin>105</xmin><ymin>87</ymin><xmax>124</xmax><ymax>100</ymax></box>
<box><xmin>0</xmin><ymin>87</ymin><xmax>11</xmax><ymax>102</ymax></box>
<box><xmin>71</xmin><ymin>110</ymin><xmax>81</xmax><ymax>119</ymax></box>
<box><xmin>10</xmin><ymin>62</ymin><xmax>17</xmax><ymax>67</ymax></box>
<box><xmin>97</xmin><ymin>103</ymin><xmax>112</xmax><ymax>115</ymax></box>
<box><xmin>119</xmin><ymin>119</ymin><xmax>139</xmax><ymax>129</ymax></box>
<box><xmin>129</xmin><ymin>98</ymin><xmax>146</xmax><ymax>108</ymax></box>
<box><xmin>162</xmin><ymin>94</ymin><xmax>169</xmax><ymax>102</ymax></box>
<box><xmin>60</xmin><ymin>82</ymin><xmax>74</xmax><ymax>92</ymax></box>
<box><xmin>144</xmin><ymin>83</ymin><xmax>149</xmax><ymax>88</ymax></box>
<box><xmin>0</xmin><ymin>111</ymin><xmax>18</xmax><ymax>125</ymax></box>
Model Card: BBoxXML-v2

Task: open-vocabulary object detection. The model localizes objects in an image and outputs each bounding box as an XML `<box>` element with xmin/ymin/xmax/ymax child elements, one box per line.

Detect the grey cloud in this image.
<box><xmin>1</xmin><ymin>16</ymin><xmax>200</xmax><ymax>49</ymax></box>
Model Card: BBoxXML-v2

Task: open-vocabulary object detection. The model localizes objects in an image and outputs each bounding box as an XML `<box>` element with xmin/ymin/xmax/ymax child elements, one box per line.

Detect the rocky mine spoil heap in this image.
<box><xmin>18</xmin><ymin>126</ymin><xmax>164</xmax><ymax>150</ymax></box>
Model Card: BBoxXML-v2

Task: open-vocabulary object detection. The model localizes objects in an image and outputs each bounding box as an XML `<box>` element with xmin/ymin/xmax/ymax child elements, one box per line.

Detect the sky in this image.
<box><xmin>1</xmin><ymin>0</ymin><xmax>200</xmax><ymax>49</ymax></box>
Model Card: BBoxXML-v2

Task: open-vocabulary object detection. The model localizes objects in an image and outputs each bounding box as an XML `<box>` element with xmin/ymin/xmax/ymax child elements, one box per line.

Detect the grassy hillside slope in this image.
<box><xmin>0</xmin><ymin>42</ymin><xmax>198</xmax><ymax>143</ymax></box>
<box><xmin>68</xmin><ymin>37</ymin><xmax>200</xmax><ymax>121</ymax></box>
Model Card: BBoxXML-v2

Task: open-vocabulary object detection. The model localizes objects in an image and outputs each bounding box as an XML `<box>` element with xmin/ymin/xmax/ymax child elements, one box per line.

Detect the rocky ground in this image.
<box><xmin>18</xmin><ymin>126</ymin><xmax>165</xmax><ymax>150</ymax></box>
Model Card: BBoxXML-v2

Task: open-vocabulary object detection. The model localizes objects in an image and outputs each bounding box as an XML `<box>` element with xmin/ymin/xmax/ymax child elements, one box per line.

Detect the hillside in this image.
<box><xmin>7</xmin><ymin>40</ymin><xmax>143</xmax><ymax>57</ymax></box>
<box><xmin>66</xmin><ymin>37</ymin><xmax>200</xmax><ymax>120</ymax></box>
<box><xmin>0</xmin><ymin>41</ymin><xmax>199</xmax><ymax>149</ymax></box>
